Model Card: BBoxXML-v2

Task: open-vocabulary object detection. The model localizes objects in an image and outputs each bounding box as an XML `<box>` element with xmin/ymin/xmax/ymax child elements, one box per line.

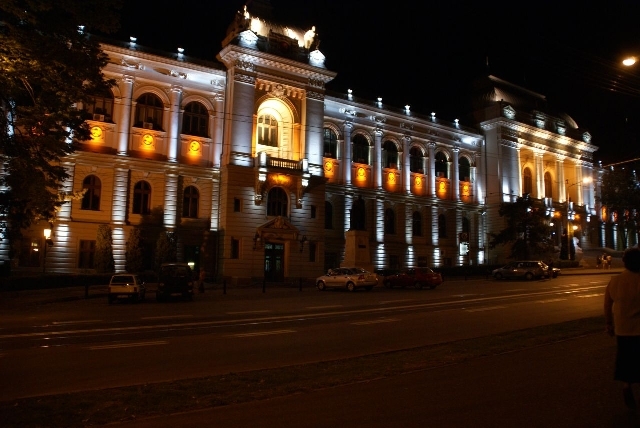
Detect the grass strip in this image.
<box><xmin>0</xmin><ymin>316</ymin><xmax>605</xmax><ymax>427</ymax></box>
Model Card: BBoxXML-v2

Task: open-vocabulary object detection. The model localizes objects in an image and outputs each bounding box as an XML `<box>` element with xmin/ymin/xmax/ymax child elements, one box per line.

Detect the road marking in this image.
<box><xmin>536</xmin><ymin>298</ymin><xmax>568</xmax><ymax>303</ymax></box>
<box><xmin>352</xmin><ymin>318</ymin><xmax>398</xmax><ymax>325</ymax></box>
<box><xmin>141</xmin><ymin>315</ymin><xmax>193</xmax><ymax>320</ymax></box>
<box><xmin>52</xmin><ymin>320</ymin><xmax>102</xmax><ymax>325</ymax></box>
<box><xmin>227</xmin><ymin>329</ymin><xmax>295</xmax><ymax>338</ymax></box>
<box><xmin>306</xmin><ymin>305</ymin><xmax>343</xmax><ymax>309</ymax></box>
<box><xmin>577</xmin><ymin>293</ymin><xmax>604</xmax><ymax>298</ymax></box>
<box><xmin>379</xmin><ymin>299</ymin><xmax>414</xmax><ymax>305</ymax></box>
<box><xmin>227</xmin><ymin>310</ymin><xmax>272</xmax><ymax>315</ymax></box>
<box><xmin>466</xmin><ymin>306</ymin><xmax>506</xmax><ymax>312</ymax></box>
<box><xmin>88</xmin><ymin>340</ymin><xmax>168</xmax><ymax>350</ymax></box>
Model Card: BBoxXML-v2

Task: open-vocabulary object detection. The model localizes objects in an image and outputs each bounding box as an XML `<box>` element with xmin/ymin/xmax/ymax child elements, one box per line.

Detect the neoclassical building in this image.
<box><xmin>5</xmin><ymin>5</ymin><xmax>603</xmax><ymax>281</ymax></box>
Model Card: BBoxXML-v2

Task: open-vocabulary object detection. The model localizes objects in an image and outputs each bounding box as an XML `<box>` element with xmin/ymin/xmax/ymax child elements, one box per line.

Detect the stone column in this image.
<box><xmin>373</xmin><ymin>128</ymin><xmax>382</xmax><ymax>189</ymax></box>
<box><xmin>428</xmin><ymin>142</ymin><xmax>436</xmax><ymax>197</ymax></box>
<box><xmin>163</xmin><ymin>169</ymin><xmax>179</xmax><ymax>231</ymax></box>
<box><xmin>452</xmin><ymin>145</ymin><xmax>460</xmax><ymax>200</ymax></box>
<box><xmin>116</xmin><ymin>75</ymin><xmax>134</xmax><ymax>155</ymax></box>
<box><xmin>168</xmin><ymin>85</ymin><xmax>182</xmax><ymax>163</ymax></box>
<box><xmin>343</xmin><ymin>122</ymin><xmax>352</xmax><ymax>185</ymax></box>
<box><xmin>557</xmin><ymin>157</ymin><xmax>566</xmax><ymax>202</ymax></box>
<box><xmin>535</xmin><ymin>151</ymin><xmax>544</xmax><ymax>199</ymax></box>
<box><xmin>404</xmin><ymin>136</ymin><xmax>411</xmax><ymax>194</ymax></box>
<box><xmin>212</xmin><ymin>95</ymin><xmax>224</xmax><ymax>168</ymax></box>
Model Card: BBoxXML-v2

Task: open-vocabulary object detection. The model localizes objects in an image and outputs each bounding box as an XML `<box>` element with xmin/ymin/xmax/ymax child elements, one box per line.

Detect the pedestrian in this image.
<box><xmin>604</xmin><ymin>247</ymin><xmax>640</xmax><ymax>409</ymax></box>
<box><xmin>606</xmin><ymin>254</ymin><xmax>613</xmax><ymax>270</ymax></box>
<box><xmin>597</xmin><ymin>255</ymin><xmax>602</xmax><ymax>269</ymax></box>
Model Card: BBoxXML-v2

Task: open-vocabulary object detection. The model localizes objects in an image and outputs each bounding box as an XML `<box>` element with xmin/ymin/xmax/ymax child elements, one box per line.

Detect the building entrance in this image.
<box><xmin>264</xmin><ymin>242</ymin><xmax>284</xmax><ymax>281</ymax></box>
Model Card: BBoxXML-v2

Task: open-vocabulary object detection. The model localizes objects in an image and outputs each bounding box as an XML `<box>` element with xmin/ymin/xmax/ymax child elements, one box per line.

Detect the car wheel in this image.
<box><xmin>525</xmin><ymin>272</ymin><xmax>534</xmax><ymax>280</ymax></box>
<box><xmin>552</xmin><ymin>273</ymin><xmax>558</xmax><ymax>278</ymax></box>
<box><xmin>317</xmin><ymin>281</ymin><xmax>326</xmax><ymax>291</ymax></box>
<box><xmin>414</xmin><ymin>281</ymin><xmax>423</xmax><ymax>290</ymax></box>
<box><xmin>494</xmin><ymin>273</ymin><xmax>503</xmax><ymax>280</ymax></box>
<box><xmin>346</xmin><ymin>282</ymin><xmax>355</xmax><ymax>292</ymax></box>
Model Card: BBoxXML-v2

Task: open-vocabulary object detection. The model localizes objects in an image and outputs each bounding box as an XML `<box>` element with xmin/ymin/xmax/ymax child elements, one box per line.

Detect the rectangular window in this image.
<box><xmin>234</xmin><ymin>198</ymin><xmax>241</xmax><ymax>212</ymax></box>
<box><xmin>231</xmin><ymin>238</ymin><xmax>240</xmax><ymax>259</ymax></box>
<box><xmin>79</xmin><ymin>240</ymin><xmax>96</xmax><ymax>269</ymax></box>
<box><xmin>310</xmin><ymin>205</ymin><xmax>316</xmax><ymax>219</ymax></box>
<box><xmin>309</xmin><ymin>242</ymin><xmax>317</xmax><ymax>262</ymax></box>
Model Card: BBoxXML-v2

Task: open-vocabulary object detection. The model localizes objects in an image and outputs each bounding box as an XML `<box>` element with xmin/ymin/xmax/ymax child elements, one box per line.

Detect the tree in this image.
<box><xmin>125</xmin><ymin>227</ymin><xmax>144</xmax><ymax>273</ymax></box>
<box><xmin>0</xmin><ymin>0</ymin><xmax>121</xmax><ymax>257</ymax></box>
<box><xmin>155</xmin><ymin>231</ymin><xmax>177</xmax><ymax>272</ymax></box>
<box><xmin>489</xmin><ymin>196</ymin><xmax>555</xmax><ymax>260</ymax></box>
<box><xmin>596</xmin><ymin>167</ymin><xmax>640</xmax><ymax>248</ymax></box>
<box><xmin>94</xmin><ymin>224</ymin><xmax>114</xmax><ymax>273</ymax></box>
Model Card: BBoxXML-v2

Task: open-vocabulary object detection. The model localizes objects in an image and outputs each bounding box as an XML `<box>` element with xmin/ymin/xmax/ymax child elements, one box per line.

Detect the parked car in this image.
<box><xmin>156</xmin><ymin>263</ymin><xmax>195</xmax><ymax>301</ymax></box>
<box><xmin>316</xmin><ymin>267</ymin><xmax>378</xmax><ymax>291</ymax></box>
<box><xmin>108</xmin><ymin>274</ymin><xmax>146</xmax><ymax>303</ymax></box>
<box><xmin>383</xmin><ymin>267</ymin><xmax>443</xmax><ymax>289</ymax></box>
<box><xmin>492</xmin><ymin>261</ymin><xmax>558</xmax><ymax>280</ymax></box>
<box><xmin>541</xmin><ymin>261</ymin><xmax>561</xmax><ymax>278</ymax></box>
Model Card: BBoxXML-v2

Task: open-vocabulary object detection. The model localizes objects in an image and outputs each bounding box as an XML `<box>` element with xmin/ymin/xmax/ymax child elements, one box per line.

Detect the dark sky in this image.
<box><xmin>109</xmin><ymin>0</ymin><xmax>640</xmax><ymax>165</ymax></box>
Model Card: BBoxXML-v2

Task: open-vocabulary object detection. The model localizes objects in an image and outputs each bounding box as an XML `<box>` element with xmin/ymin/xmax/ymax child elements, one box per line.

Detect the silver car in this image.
<box><xmin>316</xmin><ymin>267</ymin><xmax>378</xmax><ymax>291</ymax></box>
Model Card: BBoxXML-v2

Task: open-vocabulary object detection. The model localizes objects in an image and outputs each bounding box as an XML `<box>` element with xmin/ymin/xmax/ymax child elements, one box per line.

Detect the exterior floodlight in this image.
<box><xmin>623</xmin><ymin>57</ymin><xmax>637</xmax><ymax>66</ymax></box>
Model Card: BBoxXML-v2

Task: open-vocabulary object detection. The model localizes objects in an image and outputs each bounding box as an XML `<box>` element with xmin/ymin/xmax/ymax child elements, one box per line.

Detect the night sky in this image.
<box><xmin>107</xmin><ymin>0</ymin><xmax>640</xmax><ymax>165</ymax></box>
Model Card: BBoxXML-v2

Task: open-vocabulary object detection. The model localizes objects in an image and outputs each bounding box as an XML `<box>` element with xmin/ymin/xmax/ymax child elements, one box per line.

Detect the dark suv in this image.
<box><xmin>383</xmin><ymin>267</ymin><xmax>443</xmax><ymax>289</ymax></box>
<box><xmin>156</xmin><ymin>263</ymin><xmax>195</xmax><ymax>301</ymax></box>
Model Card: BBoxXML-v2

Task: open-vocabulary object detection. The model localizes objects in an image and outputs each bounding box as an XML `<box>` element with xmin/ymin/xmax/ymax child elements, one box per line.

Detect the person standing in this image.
<box><xmin>604</xmin><ymin>247</ymin><xmax>640</xmax><ymax>409</ymax></box>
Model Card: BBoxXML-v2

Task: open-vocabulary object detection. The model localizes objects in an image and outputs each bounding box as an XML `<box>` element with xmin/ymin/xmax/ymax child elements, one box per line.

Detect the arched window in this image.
<box><xmin>81</xmin><ymin>175</ymin><xmax>101</xmax><ymax>210</ymax></box>
<box><xmin>323</xmin><ymin>128</ymin><xmax>338</xmax><ymax>158</ymax></box>
<box><xmin>523</xmin><ymin>167</ymin><xmax>533</xmax><ymax>196</ymax></box>
<box><xmin>135</xmin><ymin>93</ymin><xmax>164</xmax><ymax>130</ymax></box>
<box><xmin>132</xmin><ymin>180</ymin><xmax>151</xmax><ymax>215</ymax></box>
<box><xmin>257</xmin><ymin>114</ymin><xmax>278</xmax><ymax>147</ymax></box>
<box><xmin>435</xmin><ymin>152</ymin><xmax>448</xmax><ymax>178</ymax></box>
<box><xmin>352</xmin><ymin>134</ymin><xmax>369</xmax><ymax>165</ymax></box>
<box><xmin>267</xmin><ymin>187</ymin><xmax>288</xmax><ymax>216</ymax></box>
<box><xmin>410</xmin><ymin>146</ymin><xmax>424</xmax><ymax>173</ymax></box>
<box><xmin>412</xmin><ymin>211</ymin><xmax>422</xmax><ymax>236</ymax></box>
<box><xmin>324</xmin><ymin>201</ymin><xmax>333</xmax><ymax>229</ymax></box>
<box><xmin>382</xmin><ymin>140</ymin><xmax>398</xmax><ymax>169</ymax></box>
<box><xmin>182</xmin><ymin>186</ymin><xmax>199</xmax><ymax>218</ymax></box>
<box><xmin>459</xmin><ymin>157</ymin><xmax>471</xmax><ymax>181</ymax></box>
<box><xmin>384</xmin><ymin>208</ymin><xmax>396</xmax><ymax>234</ymax></box>
<box><xmin>85</xmin><ymin>88</ymin><xmax>114</xmax><ymax>122</ymax></box>
<box><xmin>182</xmin><ymin>102</ymin><xmax>209</xmax><ymax>137</ymax></box>
<box><xmin>544</xmin><ymin>172</ymin><xmax>553</xmax><ymax>198</ymax></box>
<box><xmin>438</xmin><ymin>214</ymin><xmax>447</xmax><ymax>238</ymax></box>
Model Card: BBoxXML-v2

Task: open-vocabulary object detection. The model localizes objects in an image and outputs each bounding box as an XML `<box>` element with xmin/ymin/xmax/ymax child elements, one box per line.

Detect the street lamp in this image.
<box><xmin>43</xmin><ymin>228</ymin><xmax>52</xmax><ymax>273</ymax></box>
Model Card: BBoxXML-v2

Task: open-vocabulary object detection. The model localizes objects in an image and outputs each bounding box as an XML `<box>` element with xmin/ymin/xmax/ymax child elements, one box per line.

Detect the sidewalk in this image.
<box><xmin>118</xmin><ymin>332</ymin><xmax>640</xmax><ymax>428</ymax></box>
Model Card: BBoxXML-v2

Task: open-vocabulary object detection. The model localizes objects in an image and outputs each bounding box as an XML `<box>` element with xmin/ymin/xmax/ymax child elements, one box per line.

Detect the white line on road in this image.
<box><xmin>466</xmin><ymin>306</ymin><xmax>506</xmax><ymax>312</ymax></box>
<box><xmin>378</xmin><ymin>299</ymin><xmax>414</xmax><ymax>305</ymax></box>
<box><xmin>305</xmin><ymin>305</ymin><xmax>343</xmax><ymax>309</ymax></box>
<box><xmin>88</xmin><ymin>341</ymin><xmax>168</xmax><ymax>350</ymax></box>
<box><xmin>352</xmin><ymin>318</ymin><xmax>398</xmax><ymax>325</ymax></box>
<box><xmin>141</xmin><ymin>315</ymin><xmax>193</xmax><ymax>320</ymax></box>
<box><xmin>536</xmin><ymin>298</ymin><xmax>568</xmax><ymax>303</ymax></box>
<box><xmin>227</xmin><ymin>329</ymin><xmax>295</xmax><ymax>338</ymax></box>
<box><xmin>52</xmin><ymin>320</ymin><xmax>102</xmax><ymax>325</ymax></box>
<box><xmin>227</xmin><ymin>310</ymin><xmax>272</xmax><ymax>315</ymax></box>
<box><xmin>577</xmin><ymin>293</ymin><xmax>604</xmax><ymax>298</ymax></box>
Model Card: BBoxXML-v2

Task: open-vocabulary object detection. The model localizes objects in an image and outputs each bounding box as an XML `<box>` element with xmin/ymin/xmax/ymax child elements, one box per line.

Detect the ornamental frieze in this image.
<box><xmin>306</xmin><ymin>91</ymin><xmax>324</xmax><ymax>101</ymax></box>
<box><xmin>235</xmin><ymin>59</ymin><xmax>255</xmax><ymax>72</ymax></box>
<box><xmin>234</xmin><ymin>73</ymin><xmax>255</xmax><ymax>85</ymax></box>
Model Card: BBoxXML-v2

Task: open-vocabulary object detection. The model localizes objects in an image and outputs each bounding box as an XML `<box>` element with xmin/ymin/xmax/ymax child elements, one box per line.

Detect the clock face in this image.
<box><xmin>90</xmin><ymin>126</ymin><xmax>102</xmax><ymax>139</ymax></box>
<box><xmin>324</xmin><ymin>161</ymin><xmax>332</xmax><ymax>172</ymax></box>
<box><xmin>189</xmin><ymin>141</ymin><xmax>201</xmax><ymax>152</ymax></box>
<box><xmin>142</xmin><ymin>134</ymin><xmax>154</xmax><ymax>146</ymax></box>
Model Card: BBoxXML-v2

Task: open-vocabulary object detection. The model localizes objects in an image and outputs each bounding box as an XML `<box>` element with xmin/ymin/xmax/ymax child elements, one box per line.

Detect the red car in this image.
<box><xmin>383</xmin><ymin>267</ymin><xmax>443</xmax><ymax>289</ymax></box>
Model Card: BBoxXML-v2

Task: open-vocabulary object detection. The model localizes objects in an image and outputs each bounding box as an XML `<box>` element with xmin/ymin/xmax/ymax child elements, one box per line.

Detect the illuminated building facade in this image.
<box><xmin>9</xmin><ymin>5</ymin><xmax>600</xmax><ymax>280</ymax></box>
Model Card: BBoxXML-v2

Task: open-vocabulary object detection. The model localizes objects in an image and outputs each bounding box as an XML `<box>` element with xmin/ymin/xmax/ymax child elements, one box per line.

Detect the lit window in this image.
<box><xmin>323</xmin><ymin>128</ymin><xmax>338</xmax><ymax>158</ymax></box>
<box><xmin>134</xmin><ymin>93</ymin><xmax>164</xmax><ymax>131</ymax></box>
<box><xmin>257</xmin><ymin>114</ymin><xmax>278</xmax><ymax>147</ymax></box>
<box><xmin>382</xmin><ymin>140</ymin><xmax>398</xmax><ymax>169</ymax></box>
<box><xmin>410</xmin><ymin>146</ymin><xmax>424</xmax><ymax>173</ymax></box>
<box><xmin>435</xmin><ymin>152</ymin><xmax>448</xmax><ymax>178</ymax></box>
<box><xmin>352</xmin><ymin>134</ymin><xmax>369</xmax><ymax>164</ymax></box>
<box><xmin>459</xmin><ymin>157</ymin><xmax>470</xmax><ymax>181</ymax></box>
<box><xmin>523</xmin><ymin>167</ymin><xmax>533</xmax><ymax>195</ymax></box>
<box><xmin>267</xmin><ymin>187</ymin><xmax>288</xmax><ymax>216</ymax></box>
<box><xmin>85</xmin><ymin>88</ymin><xmax>114</xmax><ymax>122</ymax></box>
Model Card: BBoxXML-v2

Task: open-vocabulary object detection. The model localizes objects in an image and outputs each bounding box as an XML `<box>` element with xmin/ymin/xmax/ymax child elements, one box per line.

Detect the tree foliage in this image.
<box><xmin>596</xmin><ymin>167</ymin><xmax>640</xmax><ymax>248</ymax></box>
<box><xmin>155</xmin><ymin>231</ymin><xmax>177</xmax><ymax>272</ymax></box>
<box><xmin>94</xmin><ymin>224</ymin><xmax>114</xmax><ymax>273</ymax></box>
<box><xmin>488</xmin><ymin>196</ymin><xmax>555</xmax><ymax>260</ymax></box>
<box><xmin>125</xmin><ymin>227</ymin><xmax>144</xmax><ymax>273</ymax></box>
<box><xmin>0</xmin><ymin>0</ymin><xmax>121</xmax><ymax>255</ymax></box>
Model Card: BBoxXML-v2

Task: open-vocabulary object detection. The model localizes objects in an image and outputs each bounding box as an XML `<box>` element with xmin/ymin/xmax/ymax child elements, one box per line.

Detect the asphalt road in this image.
<box><xmin>0</xmin><ymin>271</ymin><xmax>617</xmax><ymax>401</ymax></box>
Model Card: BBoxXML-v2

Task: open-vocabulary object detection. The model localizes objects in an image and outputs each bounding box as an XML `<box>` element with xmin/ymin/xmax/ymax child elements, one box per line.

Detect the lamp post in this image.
<box><xmin>43</xmin><ymin>228</ymin><xmax>51</xmax><ymax>273</ymax></box>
